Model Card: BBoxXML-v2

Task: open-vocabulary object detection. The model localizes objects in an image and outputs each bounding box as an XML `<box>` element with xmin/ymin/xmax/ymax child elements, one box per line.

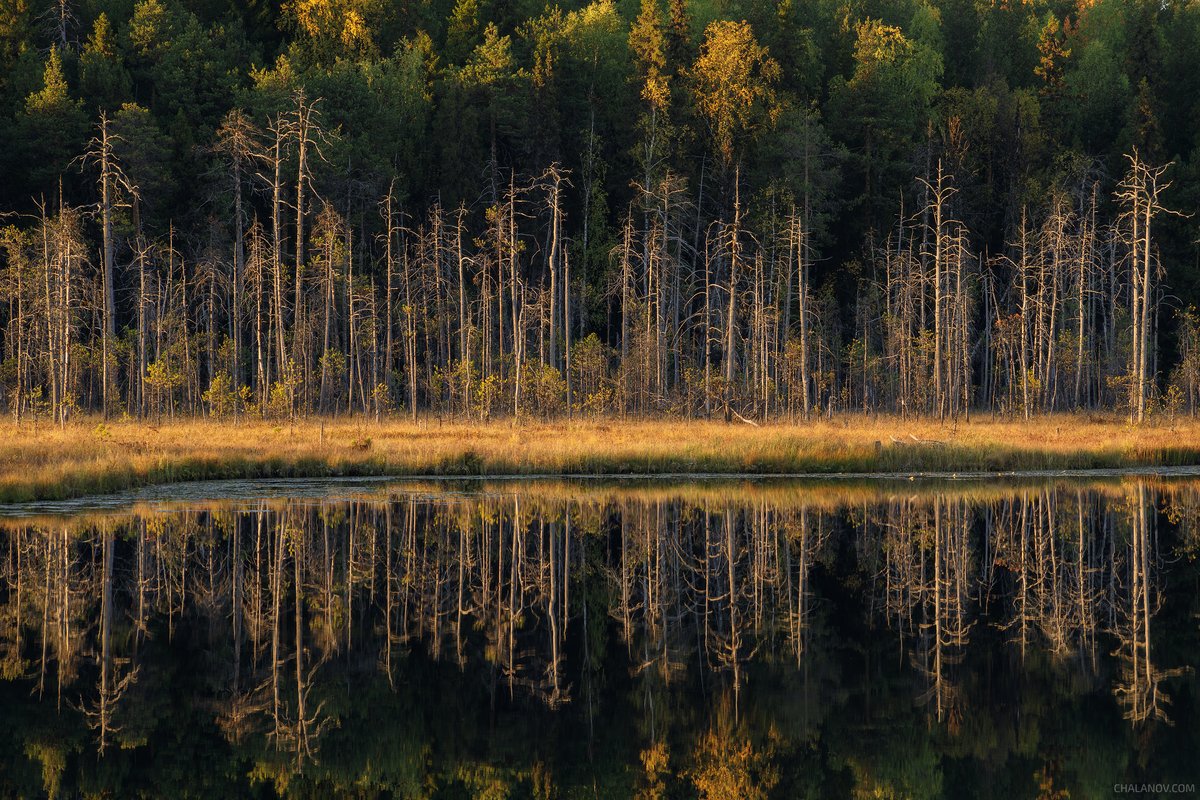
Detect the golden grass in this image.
<box><xmin>2</xmin><ymin>413</ymin><xmax>1200</xmax><ymax>503</ymax></box>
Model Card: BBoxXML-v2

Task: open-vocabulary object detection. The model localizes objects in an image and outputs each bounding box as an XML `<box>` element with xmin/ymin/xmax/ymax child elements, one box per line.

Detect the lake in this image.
<box><xmin>0</xmin><ymin>475</ymin><xmax>1197</xmax><ymax>798</ymax></box>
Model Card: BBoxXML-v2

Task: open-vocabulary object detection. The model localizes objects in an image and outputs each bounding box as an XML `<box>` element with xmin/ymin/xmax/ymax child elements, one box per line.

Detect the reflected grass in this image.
<box><xmin>2</xmin><ymin>413</ymin><xmax>1200</xmax><ymax>503</ymax></box>
<box><xmin>5</xmin><ymin>473</ymin><xmax>1200</xmax><ymax>531</ymax></box>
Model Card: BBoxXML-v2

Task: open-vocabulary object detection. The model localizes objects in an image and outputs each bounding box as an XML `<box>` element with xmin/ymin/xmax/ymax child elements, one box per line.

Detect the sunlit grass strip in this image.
<box><xmin>2</xmin><ymin>414</ymin><xmax>1200</xmax><ymax>504</ymax></box>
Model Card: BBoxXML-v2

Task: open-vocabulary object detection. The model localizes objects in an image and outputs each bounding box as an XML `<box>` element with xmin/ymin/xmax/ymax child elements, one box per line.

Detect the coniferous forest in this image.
<box><xmin>3</xmin><ymin>0</ymin><xmax>1200</xmax><ymax>424</ymax></box>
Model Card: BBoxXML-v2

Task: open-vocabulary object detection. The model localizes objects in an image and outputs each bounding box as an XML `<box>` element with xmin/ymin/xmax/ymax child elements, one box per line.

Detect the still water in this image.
<box><xmin>0</xmin><ymin>476</ymin><xmax>1197</xmax><ymax>798</ymax></box>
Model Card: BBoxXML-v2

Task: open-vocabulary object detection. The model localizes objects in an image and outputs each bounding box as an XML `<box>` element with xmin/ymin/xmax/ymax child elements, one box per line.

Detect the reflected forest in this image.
<box><xmin>0</xmin><ymin>478</ymin><xmax>1198</xmax><ymax>797</ymax></box>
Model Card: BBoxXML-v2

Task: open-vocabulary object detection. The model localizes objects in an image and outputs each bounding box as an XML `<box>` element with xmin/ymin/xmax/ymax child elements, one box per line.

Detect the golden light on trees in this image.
<box><xmin>690</xmin><ymin>20</ymin><xmax>779</xmax><ymax>164</ymax></box>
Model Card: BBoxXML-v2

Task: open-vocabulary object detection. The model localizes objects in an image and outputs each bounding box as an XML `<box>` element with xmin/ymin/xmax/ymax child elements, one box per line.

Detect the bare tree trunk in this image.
<box><xmin>724</xmin><ymin>166</ymin><xmax>742</xmax><ymax>422</ymax></box>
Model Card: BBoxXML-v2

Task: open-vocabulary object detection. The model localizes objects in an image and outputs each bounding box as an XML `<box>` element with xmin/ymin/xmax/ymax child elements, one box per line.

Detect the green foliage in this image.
<box><xmin>827</xmin><ymin>16</ymin><xmax>942</xmax><ymax>227</ymax></box>
<box><xmin>145</xmin><ymin>356</ymin><xmax>184</xmax><ymax>417</ymax></box>
<box><xmin>4</xmin><ymin>0</ymin><xmax>1200</xmax><ymax>423</ymax></box>
<box><xmin>0</xmin><ymin>0</ymin><xmax>1191</xmax><ymax>257</ymax></box>
<box><xmin>202</xmin><ymin>372</ymin><xmax>239</xmax><ymax>417</ymax></box>
<box><xmin>267</xmin><ymin>359</ymin><xmax>303</xmax><ymax>419</ymax></box>
<box><xmin>81</xmin><ymin>14</ymin><xmax>132</xmax><ymax>112</ymax></box>
<box><xmin>690</xmin><ymin>19</ymin><xmax>779</xmax><ymax>165</ymax></box>
<box><xmin>112</xmin><ymin>102</ymin><xmax>172</xmax><ymax>221</ymax></box>
<box><xmin>283</xmin><ymin>0</ymin><xmax>382</xmax><ymax>63</ymax></box>
<box><xmin>14</xmin><ymin>47</ymin><xmax>87</xmax><ymax>193</ymax></box>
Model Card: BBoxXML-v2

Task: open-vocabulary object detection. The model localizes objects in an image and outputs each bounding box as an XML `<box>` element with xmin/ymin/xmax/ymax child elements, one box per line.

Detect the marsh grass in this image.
<box><xmin>2</xmin><ymin>414</ymin><xmax>1200</xmax><ymax>503</ymax></box>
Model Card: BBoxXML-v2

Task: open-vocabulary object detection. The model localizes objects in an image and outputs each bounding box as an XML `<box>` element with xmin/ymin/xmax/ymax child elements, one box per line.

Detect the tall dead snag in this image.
<box><xmin>262</xmin><ymin>115</ymin><xmax>289</xmax><ymax>393</ymax></box>
<box><xmin>723</xmin><ymin>165</ymin><xmax>742</xmax><ymax>422</ymax></box>
<box><xmin>379</xmin><ymin>182</ymin><xmax>399</xmax><ymax>404</ymax></box>
<box><xmin>918</xmin><ymin>160</ymin><xmax>971</xmax><ymax>420</ymax></box>
<box><xmin>82</xmin><ymin>113</ymin><xmax>131</xmax><ymax>417</ymax></box>
<box><xmin>215</xmin><ymin>109</ymin><xmax>262</xmax><ymax>412</ymax></box>
<box><xmin>286</xmin><ymin>91</ymin><xmax>330</xmax><ymax>376</ymax></box>
<box><xmin>1117</xmin><ymin>151</ymin><xmax>1176</xmax><ymax>423</ymax></box>
<box><xmin>508</xmin><ymin>174</ymin><xmax>525</xmax><ymax>417</ymax></box>
<box><xmin>788</xmin><ymin>206</ymin><xmax>812</xmax><ymax>421</ymax></box>
<box><xmin>930</xmin><ymin>161</ymin><xmax>948</xmax><ymax>418</ymax></box>
<box><xmin>541</xmin><ymin>164</ymin><xmax>568</xmax><ymax>375</ymax></box>
<box><xmin>1074</xmin><ymin>181</ymin><xmax>1099</xmax><ymax>408</ymax></box>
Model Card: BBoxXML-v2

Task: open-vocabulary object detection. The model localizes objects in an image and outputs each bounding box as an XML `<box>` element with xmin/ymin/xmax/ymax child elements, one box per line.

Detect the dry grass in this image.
<box><xmin>2</xmin><ymin>413</ymin><xmax>1200</xmax><ymax>503</ymax></box>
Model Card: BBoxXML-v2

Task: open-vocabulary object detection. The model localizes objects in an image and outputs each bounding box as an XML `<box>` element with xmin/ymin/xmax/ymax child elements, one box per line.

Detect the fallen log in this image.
<box><xmin>732</xmin><ymin>410</ymin><xmax>760</xmax><ymax>427</ymax></box>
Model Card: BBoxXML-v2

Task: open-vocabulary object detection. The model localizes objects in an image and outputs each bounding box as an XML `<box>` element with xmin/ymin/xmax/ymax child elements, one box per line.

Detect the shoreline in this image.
<box><xmin>6</xmin><ymin>465</ymin><xmax>1200</xmax><ymax>517</ymax></box>
<box><xmin>3</xmin><ymin>414</ymin><xmax>1200</xmax><ymax>504</ymax></box>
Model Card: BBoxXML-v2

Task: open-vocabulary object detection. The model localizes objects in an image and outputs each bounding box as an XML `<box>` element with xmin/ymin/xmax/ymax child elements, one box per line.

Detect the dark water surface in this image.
<box><xmin>0</xmin><ymin>476</ymin><xmax>1197</xmax><ymax>798</ymax></box>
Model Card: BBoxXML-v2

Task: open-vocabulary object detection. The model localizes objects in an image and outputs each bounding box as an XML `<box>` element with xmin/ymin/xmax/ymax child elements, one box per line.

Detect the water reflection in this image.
<box><xmin>0</xmin><ymin>478</ymin><xmax>1197</xmax><ymax>798</ymax></box>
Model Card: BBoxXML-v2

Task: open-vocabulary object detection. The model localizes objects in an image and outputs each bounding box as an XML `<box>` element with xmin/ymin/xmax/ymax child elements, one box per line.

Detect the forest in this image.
<box><xmin>3</xmin><ymin>0</ymin><xmax>1200</xmax><ymax>424</ymax></box>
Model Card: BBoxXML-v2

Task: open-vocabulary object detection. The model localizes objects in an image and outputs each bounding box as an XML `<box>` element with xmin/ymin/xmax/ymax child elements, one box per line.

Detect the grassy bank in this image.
<box><xmin>2</xmin><ymin>414</ymin><xmax>1200</xmax><ymax>503</ymax></box>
